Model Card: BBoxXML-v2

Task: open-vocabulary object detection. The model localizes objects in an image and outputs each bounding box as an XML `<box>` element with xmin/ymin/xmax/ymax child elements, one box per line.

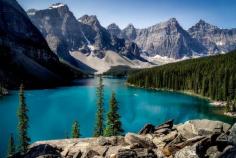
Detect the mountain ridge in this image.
<box><xmin>26</xmin><ymin>2</ymin><xmax>236</xmax><ymax>72</ymax></box>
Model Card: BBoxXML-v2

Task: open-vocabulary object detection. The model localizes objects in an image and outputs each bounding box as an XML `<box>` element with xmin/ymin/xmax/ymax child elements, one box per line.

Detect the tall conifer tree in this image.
<box><xmin>94</xmin><ymin>75</ymin><xmax>104</xmax><ymax>137</ymax></box>
<box><xmin>7</xmin><ymin>133</ymin><xmax>15</xmax><ymax>157</ymax></box>
<box><xmin>17</xmin><ymin>84</ymin><xmax>30</xmax><ymax>153</ymax></box>
<box><xmin>104</xmin><ymin>92</ymin><xmax>124</xmax><ymax>136</ymax></box>
<box><xmin>71</xmin><ymin>121</ymin><xmax>80</xmax><ymax>138</ymax></box>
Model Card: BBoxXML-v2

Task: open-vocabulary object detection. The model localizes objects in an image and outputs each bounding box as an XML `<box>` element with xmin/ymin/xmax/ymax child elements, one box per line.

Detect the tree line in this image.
<box><xmin>7</xmin><ymin>76</ymin><xmax>123</xmax><ymax>157</ymax></box>
<box><xmin>127</xmin><ymin>51</ymin><xmax>236</xmax><ymax>102</ymax></box>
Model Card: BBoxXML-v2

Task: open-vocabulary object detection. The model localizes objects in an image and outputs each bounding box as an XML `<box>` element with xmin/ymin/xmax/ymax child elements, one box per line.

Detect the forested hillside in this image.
<box><xmin>127</xmin><ymin>51</ymin><xmax>236</xmax><ymax>101</ymax></box>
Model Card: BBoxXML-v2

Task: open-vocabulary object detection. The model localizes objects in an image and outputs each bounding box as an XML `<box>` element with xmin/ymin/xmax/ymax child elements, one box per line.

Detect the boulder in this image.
<box><xmin>205</xmin><ymin>146</ymin><xmax>221</xmax><ymax>158</ymax></box>
<box><xmin>81</xmin><ymin>149</ymin><xmax>100</xmax><ymax>158</ymax></box>
<box><xmin>138</xmin><ymin>124</ymin><xmax>155</xmax><ymax>135</ymax></box>
<box><xmin>219</xmin><ymin>145</ymin><xmax>236</xmax><ymax>158</ymax></box>
<box><xmin>176</xmin><ymin>119</ymin><xmax>231</xmax><ymax>139</ymax></box>
<box><xmin>124</xmin><ymin>133</ymin><xmax>155</xmax><ymax>148</ymax></box>
<box><xmin>11</xmin><ymin>144</ymin><xmax>62</xmax><ymax>158</ymax></box>
<box><xmin>228</xmin><ymin>123</ymin><xmax>236</xmax><ymax>145</ymax></box>
<box><xmin>155</xmin><ymin>119</ymin><xmax>174</xmax><ymax>130</ymax></box>
<box><xmin>152</xmin><ymin>130</ymin><xmax>178</xmax><ymax>148</ymax></box>
<box><xmin>117</xmin><ymin>149</ymin><xmax>137</xmax><ymax>158</ymax></box>
<box><xmin>97</xmin><ymin>136</ymin><xmax>125</xmax><ymax>146</ymax></box>
<box><xmin>73</xmin><ymin>151</ymin><xmax>82</xmax><ymax>158</ymax></box>
<box><xmin>216</xmin><ymin>133</ymin><xmax>230</xmax><ymax>151</ymax></box>
<box><xmin>154</xmin><ymin>128</ymin><xmax>171</xmax><ymax>135</ymax></box>
<box><xmin>105</xmin><ymin>145</ymin><xmax>124</xmax><ymax>157</ymax></box>
<box><xmin>189</xmin><ymin>120</ymin><xmax>231</xmax><ymax>134</ymax></box>
<box><xmin>174</xmin><ymin>145</ymin><xmax>198</xmax><ymax>158</ymax></box>
<box><xmin>176</xmin><ymin>122</ymin><xmax>197</xmax><ymax>139</ymax></box>
<box><xmin>163</xmin><ymin>135</ymin><xmax>205</xmax><ymax>156</ymax></box>
<box><xmin>134</xmin><ymin>148</ymin><xmax>157</xmax><ymax>158</ymax></box>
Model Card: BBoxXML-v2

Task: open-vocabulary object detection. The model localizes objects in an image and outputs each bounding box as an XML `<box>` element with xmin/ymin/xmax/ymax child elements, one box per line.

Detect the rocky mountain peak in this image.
<box><xmin>79</xmin><ymin>15</ymin><xmax>101</xmax><ymax>28</ymax></box>
<box><xmin>107</xmin><ymin>23</ymin><xmax>120</xmax><ymax>30</ymax></box>
<box><xmin>160</xmin><ymin>18</ymin><xmax>181</xmax><ymax>29</ymax></box>
<box><xmin>125</xmin><ymin>23</ymin><xmax>136</xmax><ymax>30</ymax></box>
<box><xmin>167</xmin><ymin>17</ymin><xmax>178</xmax><ymax>24</ymax></box>
<box><xmin>123</xmin><ymin>23</ymin><xmax>137</xmax><ymax>41</ymax></box>
<box><xmin>107</xmin><ymin>23</ymin><xmax>122</xmax><ymax>37</ymax></box>
<box><xmin>27</xmin><ymin>9</ymin><xmax>38</xmax><ymax>15</ymax></box>
<box><xmin>189</xmin><ymin>19</ymin><xmax>219</xmax><ymax>32</ymax></box>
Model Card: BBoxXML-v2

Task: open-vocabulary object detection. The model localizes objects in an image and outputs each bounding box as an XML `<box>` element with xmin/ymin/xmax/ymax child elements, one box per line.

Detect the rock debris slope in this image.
<box><xmin>12</xmin><ymin>119</ymin><xmax>236</xmax><ymax>158</ymax></box>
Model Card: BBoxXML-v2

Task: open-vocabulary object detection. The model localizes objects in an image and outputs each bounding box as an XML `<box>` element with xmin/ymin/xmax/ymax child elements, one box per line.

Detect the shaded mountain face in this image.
<box><xmin>107</xmin><ymin>23</ymin><xmax>122</xmax><ymax>38</ymax></box>
<box><xmin>0</xmin><ymin>0</ymin><xmax>79</xmax><ymax>88</ymax></box>
<box><xmin>122</xmin><ymin>24</ymin><xmax>137</xmax><ymax>41</ymax></box>
<box><xmin>119</xmin><ymin>18</ymin><xmax>207</xmax><ymax>59</ymax></box>
<box><xmin>188</xmin><ymin>20</ymin><xmax>236</xmax><ymax>54</ymax></box>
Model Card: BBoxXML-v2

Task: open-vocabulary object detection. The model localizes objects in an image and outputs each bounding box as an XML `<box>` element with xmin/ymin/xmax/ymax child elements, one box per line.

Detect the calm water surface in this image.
<box><xmin>0</xmin><ymin>78</ymin><xmax>235</xmax><ymax>156</ymax></box>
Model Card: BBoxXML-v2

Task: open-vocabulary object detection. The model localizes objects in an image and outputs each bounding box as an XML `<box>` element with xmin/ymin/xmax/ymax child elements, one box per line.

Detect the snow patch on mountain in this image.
<box><xmin>216</xmin><ymin>41</ymin><xmax>224</xmax><ymax>46</ymax></box>
<box><xmin>49</xmin><ymin>3</ymin><xmax>65</xmax><ymax>9</ymax></box>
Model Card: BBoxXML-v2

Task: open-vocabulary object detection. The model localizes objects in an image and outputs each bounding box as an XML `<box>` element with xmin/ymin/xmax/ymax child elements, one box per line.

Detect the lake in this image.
<box><xmin>0</xmin><ymin>78</ymin><xmax>235</xmax><ymax>156</ymax></box>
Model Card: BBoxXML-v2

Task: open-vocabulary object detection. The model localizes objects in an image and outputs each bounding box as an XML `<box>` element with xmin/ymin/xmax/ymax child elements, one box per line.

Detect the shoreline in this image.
<box><xmin>126</xmin><ymin>83</ymin><xmax>236</xmax><ymax>118</ymax></box>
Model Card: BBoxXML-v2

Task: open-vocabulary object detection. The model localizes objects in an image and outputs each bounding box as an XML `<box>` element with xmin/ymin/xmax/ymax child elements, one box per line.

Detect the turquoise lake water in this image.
<box><xmin>0</xmin><ymin>78</ymin><xmax>235</xmax><ymax>156</ymax></box>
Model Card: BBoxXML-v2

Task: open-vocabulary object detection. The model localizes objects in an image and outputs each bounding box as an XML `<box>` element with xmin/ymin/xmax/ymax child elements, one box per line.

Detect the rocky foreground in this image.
<box><xmin>12</xmin><ymin>119</ymin><xmax>236</xmax><ymax>158</ymax></box>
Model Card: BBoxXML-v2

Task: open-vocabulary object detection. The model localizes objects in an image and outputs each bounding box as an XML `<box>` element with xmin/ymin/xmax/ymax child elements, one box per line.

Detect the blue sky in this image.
<box><xmin>19</xmin><ymin>0</ymin><xmax>236</xmax><ymax>29</ymax></box>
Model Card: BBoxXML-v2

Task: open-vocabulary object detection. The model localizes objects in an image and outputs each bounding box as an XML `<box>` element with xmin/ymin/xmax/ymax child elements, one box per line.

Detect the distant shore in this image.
<box><xmin>126</xmin><ymin>83</ymin><xmax>236</xmax><ymax>118</ymax></box>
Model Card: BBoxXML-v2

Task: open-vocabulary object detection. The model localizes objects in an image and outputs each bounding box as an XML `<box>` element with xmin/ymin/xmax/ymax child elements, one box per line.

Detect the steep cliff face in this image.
<box><xmin>120</xmin><ymin>18</ymin><xmax>207</xmax><ymax>59</ymax></box>
<box><xmin>188</xmin><ymin>20</ymin><xmax>236</xmax><ymax>55</ymax></box>
<box><xmin>0</xmin><ymin>0</ymin><xmax>79</xmax><ymax>88</ymax></box>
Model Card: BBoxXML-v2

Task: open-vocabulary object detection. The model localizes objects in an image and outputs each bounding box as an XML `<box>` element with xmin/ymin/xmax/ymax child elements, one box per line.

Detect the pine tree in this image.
<box><xmin>17</xmin><ymin>84</ymin><xmax>30</xmax><ymax>153</ymax></box>
<box><xmin>104</xmin><ymin>92</ymin><xmax>124</xmax><ymax>137</ymax></box>
<box><xmin>71</xmin><ymin>121</ymin><xmax>80</xmax><ymax>138</ymax></box>
<box><xmin>94</xmin><ymin>75</ymin><xmax>105</xmax><ymax>137</ymax></box>
<box><xmin>7</xmin><ymin>133</ymin><xmax>15</xmax><ymax>157</ymax></box>
<box><xmin>226</xmin><ymin>98</ymin><xmax>231</xmax><ymax>112</ymax></box>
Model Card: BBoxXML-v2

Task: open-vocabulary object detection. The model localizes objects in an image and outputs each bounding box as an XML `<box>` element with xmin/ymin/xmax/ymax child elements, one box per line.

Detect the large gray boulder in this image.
<box><xmin>228</xmin><ymin>123</ymin><xmax>236</xmax><ymax>146</ymax></box>
<box><xmin>124</xmin><ymin>133</ymin><xmax>155</xmax><ymax>148</ymax></box>
<box><xmin>176</xmin><ymin>119</ymin><xmax>231</xmax><ymax>139</ymax></box>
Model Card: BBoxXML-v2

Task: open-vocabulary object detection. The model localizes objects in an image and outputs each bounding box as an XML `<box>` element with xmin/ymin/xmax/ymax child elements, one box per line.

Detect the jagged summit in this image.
<box><xmin>79</xmin><ymin>15</ymin><xmax>101</xmax><ymax>27</ymax></box>
<box><xmin>107</xmin><ymin>23</ymin><xmax>122</xmax><ymax>37</ymax></box>
<box><xmin>107</xmin><ymin>23</ymin><xmax>120</xmax><ymax>30</ymax></box>
<box><xmin>27</xmin><ymin>8</ymin><xmax>38</xmax><ymax>15</ymax></box>
<box><xmin>190</xmin><ymin>19</ymin><xmax>219</xmax><ymax>31</ymax></box>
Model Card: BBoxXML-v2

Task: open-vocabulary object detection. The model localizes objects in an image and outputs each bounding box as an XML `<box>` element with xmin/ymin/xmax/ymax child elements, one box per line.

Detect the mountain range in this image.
<box><xmin>1</xmin><ymin>0</ymin><xmax>236</xmax><ymax>87</ymax></box>
<box><xmin>26</xmin><ymin>3</ymin><xmax>236</xmax><ymax>73</ymax></box>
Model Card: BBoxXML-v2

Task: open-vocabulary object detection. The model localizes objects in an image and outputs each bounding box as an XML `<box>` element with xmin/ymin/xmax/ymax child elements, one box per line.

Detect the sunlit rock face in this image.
<box><xmin>117</xmin><ymin>18</ymin><xmax>207</xmax><ymax>59</ymax></box>
<box><xmin>188</xmin><ymin>20</ymin><xmax>236</xmax><ymax>55</ymax></box>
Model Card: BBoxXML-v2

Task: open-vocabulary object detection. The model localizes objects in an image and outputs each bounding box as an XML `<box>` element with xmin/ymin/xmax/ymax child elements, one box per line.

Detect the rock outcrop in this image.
<box><xmin>12</xmin><ymin>119</ymin><xmax>236</xmax><ymax>158</ymax></box>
